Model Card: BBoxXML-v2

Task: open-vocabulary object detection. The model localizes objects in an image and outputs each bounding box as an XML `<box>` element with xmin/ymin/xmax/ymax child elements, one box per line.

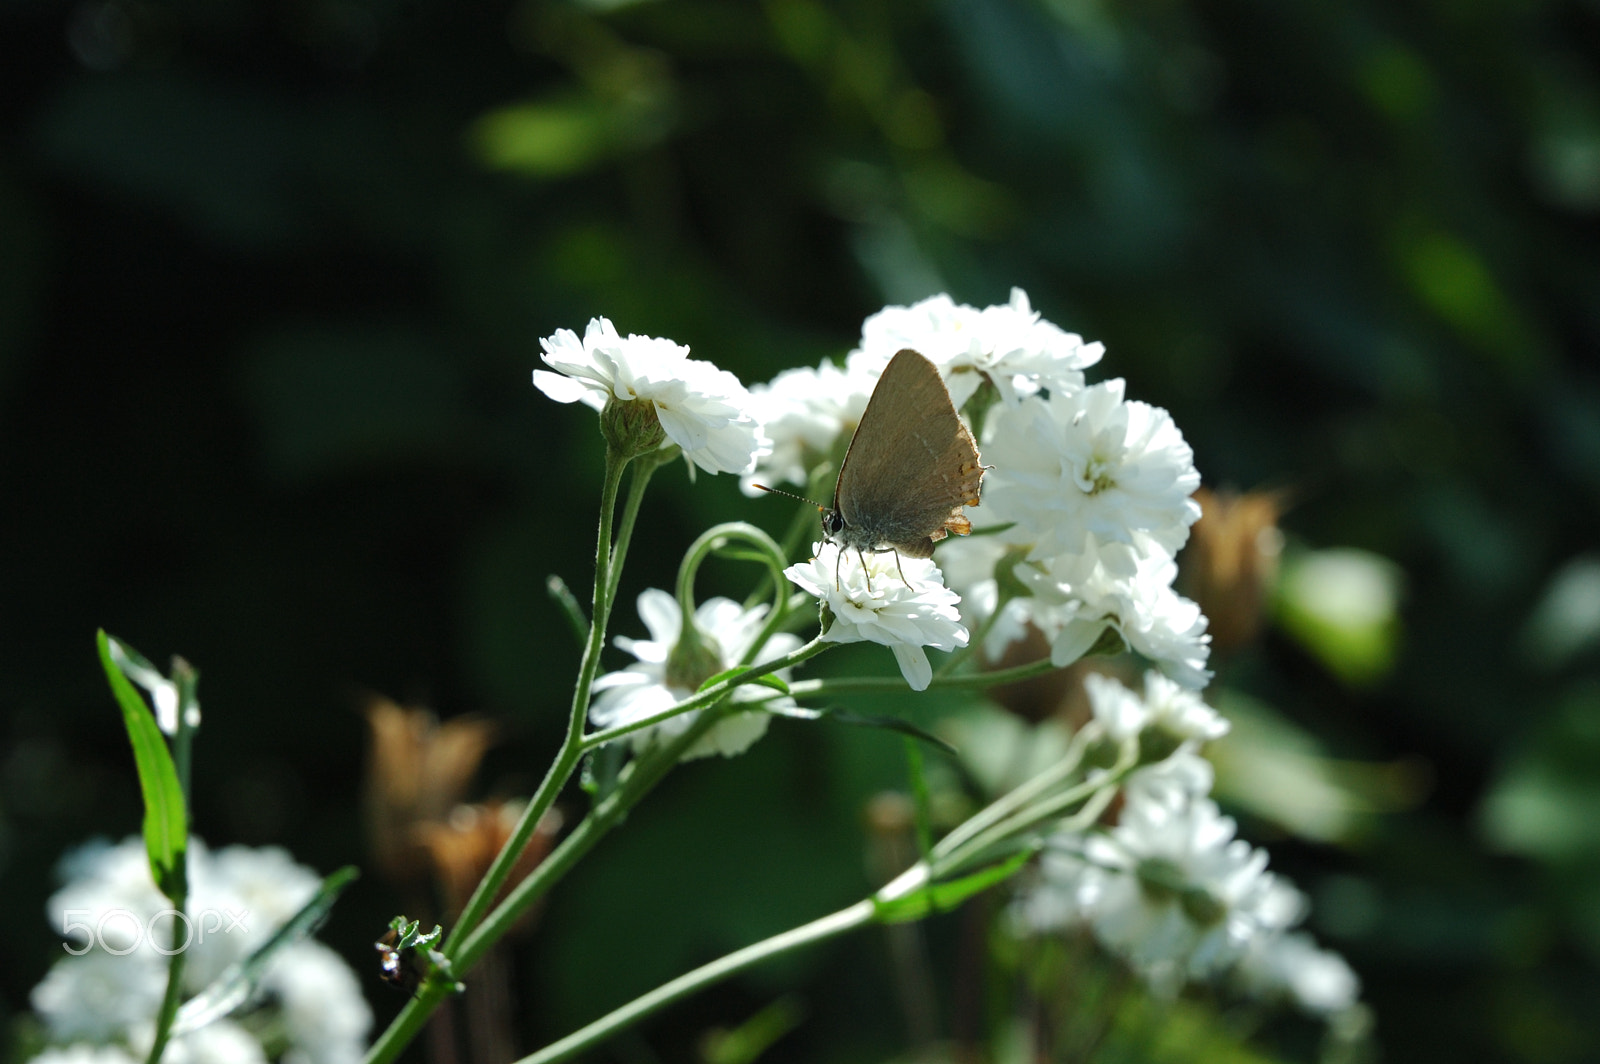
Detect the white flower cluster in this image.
<box><xmin>568</xmin><ymin>290</ymin><xmax>1205</xmax><ymax>752</ymax></box>
<box><xmin>739</xmin><ymin>287</ymin><xmax>1208</xmax><ymax>688</ymax></box>
<box><xmin>27</xmin><ymin>836</ymin><xmax>370</xmax><ymax>1064</ymax></box>
<box><xmin>1014</xmin><ymin>673</ymin><xmax>1361</xmax><ymax>1018</ymax></box>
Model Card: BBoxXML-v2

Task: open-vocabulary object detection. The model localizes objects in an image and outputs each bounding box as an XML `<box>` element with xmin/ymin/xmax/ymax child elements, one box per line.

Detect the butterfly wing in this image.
<box><xmin>835</xmin><ymin>349</ymin><xmax>985</xmax><ymax>554</ymax></box>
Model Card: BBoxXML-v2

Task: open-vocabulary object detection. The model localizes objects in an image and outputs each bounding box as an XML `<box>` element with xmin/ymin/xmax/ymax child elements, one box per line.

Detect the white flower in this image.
<box><xmin>851</xmin><ymin>289</ymin><xmax>1103</xmax><ymax>408</ymax></box>
<box><xmin>1121</xmin><ymin>748</ymin><xmax>1216</xmax><ymax>808</ymax></box>
<box><xmin>1069</xmin><ymin>792</ymin><xmax>1285</xmax><ymax>991</ymax></box>
<box><xmin>1084</xmin><ymin>671</ymin><xmax>1229</xmax><ymax>745</ymax></box>
<box><xmin>262</xmin><ymin>941</ymin><xmax>373</xmax><ymax>1064</ymax></box>
<box><xmin>784</xmin><ymin>542</ymin><xmax>968</xmax><ymax>691</ymax></box>
<box><xmin>1236</xmin><ymin>931</ymin><xmax>1362</xmax><ymax>1016</ymax></box>
<box><xmin>1140</xmin><ymin>670</ymin><xmax>1229</xmax><ymax>742</ymax></box>
<box><xmin>1084</xmin><ymin>671</ymin><xmax>1150</xmax><ymax>742</ymax></box>
<box><xmin>591</xmin><ymin>589</ymin><xmax>803</xmax><ymax>759</ymax></box>
<box><xmin>183</xmin><ymin>844</ymin><xmax>322</xmax><ymax>987</ymax></box>
<box><xmin>983</xmin><ymin>382</ymin><xmax>1201</xmax><ymax>562</ymax></box>
<box><xmin>50</xmin><ymin>836</ymin><xmax>174</xmax><ymax>957</ymax></box>
<box><xmin>534</xmin><ymin>317</ymin><xmax>769</xmax><ymax>475</ymax></box>
<box><xmin>1014</xmin><ymin>540</ymin><xmax>1211</xmax><ymax>688</ymax></box>
<box><xmin>739</xmin><ymin>359</ymin><xmax>878</xmax><ymax>495</ymax></box>
<box><xmin>130</xmin><ymin>1019</ymin><xmax>268</xmax><ymax>1064</ymax></box>
<box><xmin>30</xmin><ymin>950</ymin><xmax>166</xmax><ymax>1040</ymax></box>
<box><xmin>28</xmin><ymin>1046</ymin><xmax>141</xmax><ymax>1064</ymax></box>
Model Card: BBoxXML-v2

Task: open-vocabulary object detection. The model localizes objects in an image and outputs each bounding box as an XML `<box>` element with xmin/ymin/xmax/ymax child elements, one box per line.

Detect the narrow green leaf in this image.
<box><xmin>547</xmin><ymin>575</ymin><xmax>588</xmax><ymax>648</ymax></box>
<box><xmin>170</xmin><ymin>866</ymin><xmax>359</xmax><ymax>1036</ymax></box>
<box><xmin>696</xmin><ymin>666</ymin><xmax>790</xmax><ymax>696</ymax></box>
<box><xmin>97</xmin><ymin>630</ymin><xmax>188</xmax><ymax>903</ymax></box>
<box><xmin>824</xmin><ymin>710</ymin><xmax>958</xmax><ymax>756</ymax></box>
<box><xmin>903</xmin><ymin>738</ymin><xmax>934</xmax><ymax>859</ymax></box>
<box><xmin>873</xmin><ymin>847</ymin><xmax>1036</xmax><ymax>924</ymax></box>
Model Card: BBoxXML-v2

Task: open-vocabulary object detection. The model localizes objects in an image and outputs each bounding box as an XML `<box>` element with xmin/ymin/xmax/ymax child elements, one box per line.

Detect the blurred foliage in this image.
<box><xmin>3</xmin><ymin>0</ymin><xmax>1600</xmax><ymax>1060</ymax></box>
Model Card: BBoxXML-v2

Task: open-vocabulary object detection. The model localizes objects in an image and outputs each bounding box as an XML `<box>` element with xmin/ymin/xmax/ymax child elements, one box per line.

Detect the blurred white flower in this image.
<box><xmin>1121</xmin><ymin>747</ymin><xmax>1217</xmax><ymax>808</ymax></box>
<box><xmin>851</xmin><ymin>289</ymin><xmax>1103</xmax><ymax>408</ymax></box>
<box><xmin>1016</xmin><ymin>540</ymin><xmax>1211</xmax><ymax>689</ymax></box>
<box><xmin>30</xmin><ymin>950</ymin><xmax>166</xmax><ymax>1041</ymax></box>
<box><xmin>1084</xmin><ymin>671</ymin><xmax>1229</xmax><ymax>745</ymax></box>
<box><xmin>1021</xmin><ymin>791</ymin><xmax>1287</xmax><ymax>995</ymax></box>
<box><xmin>1139</xmin><ymin>670</ymin><xmax>1229</xmax><ymax>742</ymax></box>
<box><xmin>130</xmin><ymin>1019</ymin><xmax>268</xmax><ymax>1064</ymax></box>
<box><xmin>983</xmin><ymin>381</ymin><xmax>1201</xmax><ymax>562</ymax></box>
<box><xmin>49</xmin><ymin>836</ymin><xmax>169</xmax><ymax>955</ymax></box>
<box><xmin>35</xmin><ymin>836</ymin><xmax>367</xmax><ymax>1062</ymax></box>
<box><xmin>263</xmin><ymin>941</ymin><xmax>373</xmax><ymax>1064</ymax></box>
<box><xmin>182</xmin><ymin>844</ymin><xmax>322</xmax><ymax>987</ymax></box>
<box><xmin>739</xmin><ymin>359</ymin><xmax>877</xmax><ymax>495</ymax></box>
<box><xmin>1236</xmin><ymin>930</ymin><xmax>1362</xmax><ymax>1017</ymax></box>
<box><xmin>784</xmin><ymin>542</ymin><xmax>968</xmax><ymax>691</ymax></box>
<box><xmin>27</xmin><ymin>1046</ymin><xmax>140</xmax><ymax>1064</ymax></box>
<box><xmin>534</xmin><ymin>316</ymin><xmax>769</xmax><ymax>475</ymax></box>
<box><xmin>591</xmin><ymin>589</ymin><xmax>803</xmax><ymax>759</ymax></box>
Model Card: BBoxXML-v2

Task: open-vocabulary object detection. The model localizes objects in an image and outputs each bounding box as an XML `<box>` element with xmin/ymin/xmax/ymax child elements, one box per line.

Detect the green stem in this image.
<box><xmin>443</xmin><ymin>445</ymin><xmax>632</xmax><ymax>956</ymax></box>
<box><xmin>606</xmin><ymin>452</ymin><xmax>665</xmax><ymax>608</ymax></box>
<box><xmin>144</xmin><ymin>895</ymin><xmax>189</xmax><ymax>1064</ymax></box>
<box><xmin>516</xmin><ymin>900</ymin><xmax>878</xmax><ymax>1064</ymax></box>
<box><xmin>781</xmin><ymin>656</ymin><xmax>1056</xmax><ymax>699</ymax></box>
<box><xmin>929</xmin><ymin>723</ymin><xmax>1099</xmax><ymax>864</ymax></box>
<box><xmin>369</xmin><ymin>448</ymin><xmax>640</xmax><ymax>1064</ymax></box>
<box><xmin>455</xmin><ymin>687</ymin><xmax>744</xmax><ymax>972</ymax></box>
<box><xmin>578</xmin><ymin>638</ymin><xmax>831</xmax><ymax>752</ymax></box>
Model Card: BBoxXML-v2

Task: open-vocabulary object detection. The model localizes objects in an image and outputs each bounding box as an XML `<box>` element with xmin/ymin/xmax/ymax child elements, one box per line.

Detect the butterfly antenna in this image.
<box><xmin>751</xmin><ymin>483</ymin><xmax>825</xmax><ymax>513</ymax></box>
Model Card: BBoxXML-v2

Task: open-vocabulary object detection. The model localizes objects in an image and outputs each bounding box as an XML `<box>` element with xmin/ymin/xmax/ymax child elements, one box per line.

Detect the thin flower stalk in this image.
<box><xmin>515</xmin><ymin>900</ymin><xmax>879</xmax><ymax>1064</ymax></box>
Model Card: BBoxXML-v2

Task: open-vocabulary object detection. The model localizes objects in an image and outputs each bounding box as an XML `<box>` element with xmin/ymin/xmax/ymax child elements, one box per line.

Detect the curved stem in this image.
<box><xmin>675</xmin><ymin>522</ymin><xmax>789</xmax><ymax>636</ymax></box>
<box><xmin>516</xmin><ymin>900</ymin><xmax>877</xmax><ymax>1064</ymax></box>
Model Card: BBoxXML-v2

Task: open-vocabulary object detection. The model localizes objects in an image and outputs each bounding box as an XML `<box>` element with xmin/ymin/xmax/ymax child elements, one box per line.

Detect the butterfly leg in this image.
<box><xmin>890</xmin><ymin>550</ymin><xmax>913</xmax><ymax>590</ymax></box>
<box><xmin>856</xmin><ymin>548</ymin><xmax>874</xmax><ymax>592</ymax></box>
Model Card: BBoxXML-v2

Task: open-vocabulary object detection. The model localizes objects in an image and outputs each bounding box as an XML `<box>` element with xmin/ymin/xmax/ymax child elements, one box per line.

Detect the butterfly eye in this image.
<box><xmin>823</xmin><ymin>511</ymin><xmax>844</xmax><ymax>535</ymax></box>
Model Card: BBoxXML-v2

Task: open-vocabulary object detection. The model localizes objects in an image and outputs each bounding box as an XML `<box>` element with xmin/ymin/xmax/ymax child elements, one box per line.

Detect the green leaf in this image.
<box><xmin>96</xmin><ymin>630</ymin><xmax>188</xmax><ymax>903</ymax></box>
<box><xmin>547</xmin><ymin>574</ymin><xmax>588</xmax><ymax>648</ymax></box>
<box><xmin>822</xmin><ymin>709</ymin><xmax>959</xmax><ymax>757</ymax></box>
<box><xmin>170</xmin><ymin>866</ymin><xmax>359</xmax><ymax>1037</ymax></box>
<box><xmin>873</xmin><ymin>847</ymin><xmax>1036</xmax><ymax>924</ymax></box>
<box><xmin>697</xmin><ymin>666</ymin><xmax>791</xmax><ymax>696</ymax></box>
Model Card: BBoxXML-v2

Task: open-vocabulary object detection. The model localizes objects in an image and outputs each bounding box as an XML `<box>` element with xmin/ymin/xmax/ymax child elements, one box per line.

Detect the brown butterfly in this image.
<box><xmin>761</xmin><ymin>349</ymin><xmax>986</xmax><ymax>589</ymax></box>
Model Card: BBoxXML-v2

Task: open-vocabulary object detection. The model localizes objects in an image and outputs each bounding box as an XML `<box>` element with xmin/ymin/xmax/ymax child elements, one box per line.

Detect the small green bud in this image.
<box><xmin>601</xmin><ymin>396</ymin><xmax>668</xmax><ymax>459</ymax></box>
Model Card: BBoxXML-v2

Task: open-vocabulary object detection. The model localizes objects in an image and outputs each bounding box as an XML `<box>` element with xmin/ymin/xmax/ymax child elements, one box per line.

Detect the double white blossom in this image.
<box><xmin>784</xmin><ymin>543</ymin><xmax>968</xmax><ymax>691</ymax></box>
<box><xmin>983</xmin><ymin>380</ymin><xmax>1201</xmax><ymax>562</ymax></box>
<box><xmin>739</xmin><ymin>359</ymin><xmax>877</xmax><ymax>495</ymax></box>
<box><xmin>1025</xmin><ymin>791</ymin><xmax>1286</xmax><ymax>992</ymax></box>
<box><xmin>591</xmin><ymin>589</ymin><xmax>803</xmax><ymax>759</ymax></box>
<box><xmin>1011</xmin><ymin>540</ymin><xmax>1211</xmax><ymax>689</ymax></box>
<box><xmin>1085</xmin><ymin>671</ymin><xmax>1229</xmax><ymax>745</ymax></box>
<box><xmin>535</xmin><ymin>317</ymin><xmax>769</xmax><ymax>475</ymax></box>
<box><xmin>851</xmin><ymin>288</ymin><xmax>1103</xmax><ymax>408</ymax></box>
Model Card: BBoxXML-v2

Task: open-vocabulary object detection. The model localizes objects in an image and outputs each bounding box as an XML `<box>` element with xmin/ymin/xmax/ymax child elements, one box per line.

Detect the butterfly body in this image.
<box><xmin>823</xmin><ymin>349</ymin><xmax>985</xmax><ymax>584</ymax></box>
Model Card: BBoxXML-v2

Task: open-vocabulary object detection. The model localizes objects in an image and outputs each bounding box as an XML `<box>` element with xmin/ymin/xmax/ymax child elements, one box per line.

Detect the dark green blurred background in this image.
<box><xmin>4</xmin><ymin>0</ymin><xmax>1600</xmax><ymax>1060</ymax></box>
